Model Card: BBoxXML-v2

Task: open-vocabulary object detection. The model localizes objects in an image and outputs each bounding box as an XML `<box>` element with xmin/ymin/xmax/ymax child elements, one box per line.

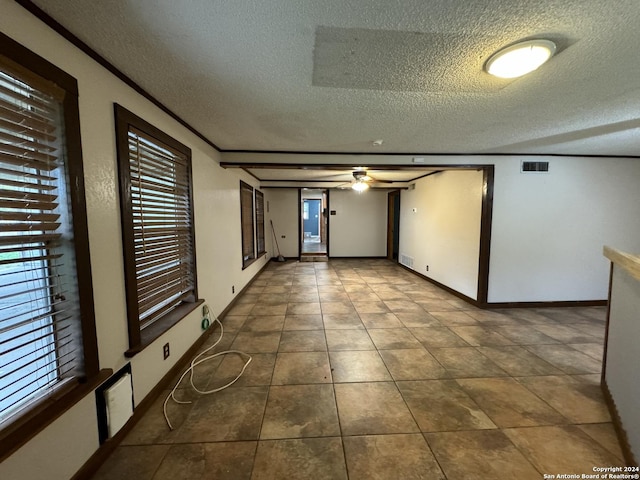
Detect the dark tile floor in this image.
<box><xmin>92</xmin><ymin>259</ymin><xmax>625</xmax><ymax>479</ymax></box>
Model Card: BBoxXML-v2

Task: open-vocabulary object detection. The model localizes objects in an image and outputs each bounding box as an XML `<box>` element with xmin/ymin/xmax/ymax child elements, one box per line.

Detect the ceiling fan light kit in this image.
<box><xmin>485</xmin><ymin>39</ymin><xmax>556</xmax><ymax>78</ymax></box>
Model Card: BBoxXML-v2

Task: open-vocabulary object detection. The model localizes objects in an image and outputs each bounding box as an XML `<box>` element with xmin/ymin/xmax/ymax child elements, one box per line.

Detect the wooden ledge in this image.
<box><xmin>604</xmin><ymin>245</ymin><xmax>640</xmax><ymax>282</ymax></box>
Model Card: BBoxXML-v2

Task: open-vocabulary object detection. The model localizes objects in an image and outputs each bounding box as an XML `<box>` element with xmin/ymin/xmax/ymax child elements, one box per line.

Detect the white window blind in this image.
<box><xmin>126</xmin><ymin>126</ymin><xmax>195</xmax><ymax>330</ymax></box>
<box><xmin>0</xmin><ymin>63</ymin><xmax>81</xmax><ymax>423</ymax></box>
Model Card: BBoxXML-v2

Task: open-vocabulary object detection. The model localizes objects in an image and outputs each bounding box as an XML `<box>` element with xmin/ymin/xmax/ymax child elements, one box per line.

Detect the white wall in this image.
<box><xmin>604</xmin><ymin>264</ymin><xmax>640</xmax><ymax>461</ymax></box>
<box><xmin>265</xmin><ymin>189</ymin><xmax>300</xmax><ymax>258</ymax></box>
<box><xmin>399</xmin><ymin>170</ymin><xmax>483</xmax><ymax>300</ymax></box>
<box><xmin>0</xmin><ymin>3</ymin><xmax>268</xmax><ymax>478</ymax></box>
<box><xmin>488</xmin><ymin>157</ymin><xmax>640</xmax><ymax>302</ymax></box>
<box><xmin>329</xmin><ymin>189</ymin><xmax>387</xmax><ymax>257</ymax></box>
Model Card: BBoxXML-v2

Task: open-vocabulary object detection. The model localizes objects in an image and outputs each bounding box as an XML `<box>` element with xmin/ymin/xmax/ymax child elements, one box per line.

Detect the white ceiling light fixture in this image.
<box><xmin>352</xmin><ymin>180</ymin><xmax>369</xmax><ymax>192</ymax></box>
<box><xmin>485</xmin><ymin>39</ymin><xmax>556</xmax><ymax>79</ymax></box>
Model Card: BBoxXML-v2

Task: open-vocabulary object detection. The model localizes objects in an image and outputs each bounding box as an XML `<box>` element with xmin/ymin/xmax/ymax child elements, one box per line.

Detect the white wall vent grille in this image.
<box><xmin>400</xmin><ymin>254</ymin><xmax>414</xmax><ymax>268</ymax></box>
<box><xmin>521</xmin><ymin>161</ymin><xmax>549</xmax><ymax>173</ymax></box>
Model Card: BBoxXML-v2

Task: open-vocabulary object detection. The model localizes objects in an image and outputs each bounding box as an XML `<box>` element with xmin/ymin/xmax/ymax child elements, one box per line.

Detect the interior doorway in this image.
<box><xmin>387</xmin><ymin>190</ymin><xmax>400</xmax><ymax>261</ymax></box>
<box><xmin>300</xmin><ymin>189</ymin><xmax>328</xmax><ymax>257</ymax></box>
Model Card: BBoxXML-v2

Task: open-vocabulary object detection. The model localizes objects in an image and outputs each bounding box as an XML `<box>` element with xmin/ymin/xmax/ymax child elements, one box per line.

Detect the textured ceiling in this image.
<box><xmin>27</xmin><ymin>0</ymin><xmax>640</xmax><ymax>159</ymax></box>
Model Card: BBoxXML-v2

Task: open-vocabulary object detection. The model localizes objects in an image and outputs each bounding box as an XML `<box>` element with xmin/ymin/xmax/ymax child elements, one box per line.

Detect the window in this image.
<box><xmin>0</xmin><ymin>33</ymin><xmax>101</xmax><ymax>454</ymax></box>
<box><xmin>115</xmin><ymin>105</ymin><xmax>200</xmax><ymax>354</ymax></box>
<box><xmin>255</xmin><ymin>190</ymin><xmax>265</xmax><ymax>256</ymax></box>
<box><xmin>240</xmin><ymin>181</ymin><xmax>255</xmax><ymax>268</ymax></box>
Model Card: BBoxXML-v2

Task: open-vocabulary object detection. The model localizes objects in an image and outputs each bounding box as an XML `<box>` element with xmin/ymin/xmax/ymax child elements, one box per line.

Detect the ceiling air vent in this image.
<box><xmin>521</xmin><ymin>161</ymin><xmax>549</xmax><ymax>173</ymax></box>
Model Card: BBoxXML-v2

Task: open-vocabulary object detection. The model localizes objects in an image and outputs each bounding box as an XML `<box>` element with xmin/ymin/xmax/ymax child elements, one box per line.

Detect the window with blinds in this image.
<box><xmin>0</xmin><ymin>47</ymin><xmax>97</xmax><ymax>428</ymax></box>
<box><xmin>115</xmin><ymin>105</ymin><xmax>197</xmax><ymax>351</ymax></box>
<box><xmin>240</xmin><ymin>181</ymin><xmax>255</xmax><ymax>268</ymax></box>
<box><xmin>255</xmin><ymin>190</ymin><xmax>265</xmax><ymax>256</ymax></box>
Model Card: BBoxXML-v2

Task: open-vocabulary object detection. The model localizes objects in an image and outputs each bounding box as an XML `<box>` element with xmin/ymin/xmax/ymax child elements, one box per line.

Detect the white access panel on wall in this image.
<box><xmin>104</xmin><ymin>373</ymin><xmax>133</xmax><ymax>438</ymax></box>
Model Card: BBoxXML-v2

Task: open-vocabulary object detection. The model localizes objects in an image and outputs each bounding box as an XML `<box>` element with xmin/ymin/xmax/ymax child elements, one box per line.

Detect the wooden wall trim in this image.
<box><xmin>601</xmin><ymin>379</ymin><xmax>638</xmax><ymax>467</ymax></box>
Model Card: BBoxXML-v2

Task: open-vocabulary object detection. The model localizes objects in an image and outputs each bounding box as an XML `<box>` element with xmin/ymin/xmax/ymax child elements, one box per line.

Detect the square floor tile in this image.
<box><xmin>526</xmin><ymin>344</ymin><xmax>603</xmax><ymax>374</ymax></box>
<box><xmin>321</xmin><ymin>301</ymin><xmax>357</xmax><ymax>315</ymax></box>
<box><xmin>91</xmin><ymin>445</ymin><xmax>170</xmax><ymax>480</ymax></box>
<box><xmin>379</xmin><ymin>349</ymin><xmax>448</xmax><ymax>380</ymax></box>
<box><xmin>175</xmin><ymin>386</ymin><xmax>268</xmax><ymax>442</ymax></box>
<box><xmin>398</xmin><ymin>380</ymin><xmax>496</xmax><ymax>432</ymax></box>
<box><xmin>329</xmin><ymin>351</ymin><xmax>392</xmax><ymax>382</ymax></box>
<box><xmin>343</xmin><ymin>434</ymin><xmax>444</xmax><ymax>480</ymax></box>
<box><xmin>207</xmin><ymin>352</ymin><xmax>274</xmax><ymax>388</ymax></box>
<box><xmin>286</xmin><ymin>302</ymin><xmax>322</xmax><ymax>315</ymax></box>
<box><xmin>261</xmin><ymin>384</ymin><xmax>340</xmax><ymax>439</ymax></box>
<box><xmin>283</xmin><ymin>314</ymin><xmax>324</xmax><ymax>330</ymax></box>
<box><xmin>430</xmin><ymin>347</ymin><xmax>508</xmax><ymax>378</ymax></box>
<box><xmin>278</xmin><ymin>330</ymin><xmax>327</xmax><ymax>352</ymax></box>
<box><xmin>425</xmin><ymin>430</ymin><xmax>541</xmax><ymax>480</ymax></box>
<box><xmin>325</xmin><ymin>329</ymin><xmax>374</xmax><ymax>351</ymax></box>
<box><xmin>476</xmin><ymin>346</ymin><xmax>562</xmax><ymax>376</ymax></box>
<box><xmin>334</xmin><ymin>382</ymin><xmax>419</xmax><ymax>435</ymax></box>
<box><xmin>515</xmin><ymin>375</ymin><xmax>610</xmax><ymax>423</ymax></box>
<box><xmin>359</xmin><ymin>312</ymin><xmax>403</xmax><ymax>329</ymax></box>
<box><xmin>531</xmin><ymin>324</ymin><xmax>601</xmax><ymax>343</ymax></box>
<box><xmin>252</xmin><ymin>437</ymin><xmax>347</xmax><ymax>480</ymax></box>
<box><xmin>253</xmin><ymin>300</ymin><xmax>289</xmax><ymax>313</ymax></box>
<box><xmin>152</xmin><ymin>442</ymin><xmax>256</xmax><ymax>480</ymax></box>
<box><xmin>567</xmin><ymin>343</ymin><xmax>604</xmax><ymax>362</ymax></box>
<box><xmin>353</xmin><ymin>300</ymin><xmax>391</xmax><ymax>314</ymax></box>
<box><xmin>367</xmin><ymin>328</ymin><xmax>422</xmax><ymax>349</ymax></box>
<box><xmin>288</xmin><ymin>291</ymin><xmax>320</xmax><ymax>303</ymax></box>
<box><xmin>319</xmin><ymin>291</ymin><xmax>351</xmax><ymax>302</ymax></box>
<box><xmin>465</xmin><ymin>309</ymin><xmax>519</xmax><ymax>325</ymax></box>
<box><xmin>240</xmin><ymin>315</ymin><xmax>285</xmax><ymax>332</ymax></box>
<box><xmin>449</xmin><ymin>326</ymin><xmax>515</xmax><ymax>346</ymax></box>
<box><xmin>493</xmin><ymin>325</ymin><xmax>561</xmax><ymax>345</ymax></box>
<box><xmin>271</xmin><ymin>352</ymin><xmax>332</xmax><ymax>385</ymax></box>
<box><xmin>431</xmin><ymin>311</ymin><xmax>479</xmax><ymax>326</ymax></box>
<box><xmin>383</xmin><ymin>300</ymin><xmax>425</xmax><ymax>313</ymax></box>
<box><xmin>577</xmin><ymin>423</ymin><xmax>625</xmax><ymax>461</ymax></box>
<box><xmin>456</xmin><ymin>377</ymin><xmax>567</xmax><ymax>428</ymax></box>
<box><xmin>394</xmin><ymin>311</ymin><xmax>441</xmax><ymax>328</ymax></box>
<box><xmin>230</xmin><ymin>332</ymin><xmax>281</xmax><ymax>353</ymax></box>
<box><xmin>226</xmin><ymin>303</ymin><xmax>255</xmax><ymax>316</ymax></box>
<box><xmin>410</xmin><ymin>327</ymin><xmax>470</xmax><ymax>348</ymax></box>
<box><xmin>348</xmin><ymin>291</ymin><xmax>382</xmax><ymax>302</ymax></box>
<box><xmin>322</xmin><ymin>313</ymin><xmax>364</xmax><ymax>329</ymax></box>
<box><xmin>504</xmin><ymin>425</ymin><xmax>622</xmax><ymax>475</ymax></box>
<box><xmin>416</xmin><ymin>299</ymin><xmax>459</xmax><ymax>312</ymax></box>
<box><xmin>121</xmin><ymin>389</ymin><xmax>197</xmax><ymax>445</ymax></box>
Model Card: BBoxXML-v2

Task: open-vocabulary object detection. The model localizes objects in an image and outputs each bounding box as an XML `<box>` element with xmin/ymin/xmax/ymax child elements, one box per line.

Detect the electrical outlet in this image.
<box><xmin>426</xmin><ymin>265</ymin><xmax>429</xmax><ymax>272</ymax></box>
<box><xmin>232</xmin><ymin>285</ymin><xmax>235</xmax><ymax>294</ymax></box>
<box><xmin>163</xmin><ymin>343</ymin><xmax>170</xmax><ymax>360</ymax></box>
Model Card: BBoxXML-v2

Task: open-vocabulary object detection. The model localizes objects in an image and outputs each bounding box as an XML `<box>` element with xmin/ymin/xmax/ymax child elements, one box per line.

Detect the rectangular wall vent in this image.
<box><xmin>400</xmin><ymin>254</ymin><xmax>414</xmax><ymax>268</ymax></box>
<box><xmin>104</xmin><ymin>373</ymin><xmax>133</xmax><ymax>438</ymax></box>
<box><xmin>521</xmin><ymin>161</ymin><xmax>549</xmax><ymax>173</ymax></box>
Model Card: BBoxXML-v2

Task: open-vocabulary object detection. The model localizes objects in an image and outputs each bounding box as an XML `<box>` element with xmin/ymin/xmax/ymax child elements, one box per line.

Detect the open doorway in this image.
<box><xmin>387</xmin><ymin>190</ymin><xmax>400</xmax><ymax>261</ymax></box>
<box><xmin>300</xmin><ymin>189</ymin><xmax>328</xmax><ymax>257</ymax></box>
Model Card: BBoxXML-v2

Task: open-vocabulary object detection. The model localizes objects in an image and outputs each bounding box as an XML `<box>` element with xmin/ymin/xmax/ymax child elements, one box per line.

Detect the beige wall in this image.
<box><xmin>399</xmin><ymin>170</ymin><xmax>483</xmax><ymax>299</ymax></box>
<box><xmin>329</xmin><ymin>189</ymin><xmax>388</xmax><ymax>257</ymax></box>
<box><xmin>0</xmin><ymin>2</ymin><xmax>268</xmax><ymax>479</ymax></box>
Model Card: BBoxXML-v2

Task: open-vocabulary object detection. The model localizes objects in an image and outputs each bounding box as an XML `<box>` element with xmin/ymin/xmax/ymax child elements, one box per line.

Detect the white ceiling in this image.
<box><xmin>28</xmin><ymin>0</ymin><xmax>640</xmax><ymax>184</ymax></box>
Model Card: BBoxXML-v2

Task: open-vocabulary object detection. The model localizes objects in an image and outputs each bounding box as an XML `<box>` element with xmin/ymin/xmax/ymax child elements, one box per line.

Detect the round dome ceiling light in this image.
<box><xmin>485</xmin><ymin>39</ymin><xmax>556</xmax><ymax>79</ymax></box>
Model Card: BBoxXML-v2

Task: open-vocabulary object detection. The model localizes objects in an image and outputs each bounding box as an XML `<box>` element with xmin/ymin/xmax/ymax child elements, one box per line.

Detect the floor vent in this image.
<box><xmin>400</xmin><ymin>254</ymin><xmax>414</xmax><ymax>268</ymax></box>
<box><xmin>521</xmin><ymin>161</ymin><xmax>549</xmax><ymax>173</ymax></box>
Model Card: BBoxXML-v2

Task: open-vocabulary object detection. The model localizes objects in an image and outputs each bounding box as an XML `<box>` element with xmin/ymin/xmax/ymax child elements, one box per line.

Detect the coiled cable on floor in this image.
<box><xmin>163</xmin><ymin>313</ymin><xmax>252</xmax><ymax>430</ymax></box>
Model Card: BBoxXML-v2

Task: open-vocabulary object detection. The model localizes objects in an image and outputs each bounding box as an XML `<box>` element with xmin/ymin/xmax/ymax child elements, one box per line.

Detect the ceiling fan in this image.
<box><xmin>346</xmin><ymin>170</ymin><xmax>393</xmax><ymax>191</ymax></box>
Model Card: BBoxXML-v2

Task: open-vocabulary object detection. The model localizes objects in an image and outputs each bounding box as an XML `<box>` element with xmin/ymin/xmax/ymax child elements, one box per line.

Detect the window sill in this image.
<box><xmin>0</xmin><ymin>368</ymin><xmax>113</xmax><ymax>462</ymax></box>
<box><xmin>243</xmin><ymin>252</ymin><xmax>266</xmax><ymax>270</ymax></box>
<box><xmin>125</xmin><ymin>299</ymin><xmax>204</xmax><ymax>358</ymax></box>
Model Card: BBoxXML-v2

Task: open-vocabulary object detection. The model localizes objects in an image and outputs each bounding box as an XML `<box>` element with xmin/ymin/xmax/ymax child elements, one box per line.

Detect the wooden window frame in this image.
<box><xmin>240</xmin><ymin>181</ymin><xmax>256</xmax><ymax>269</ymax></box>
<box><xmin>0</xmin><ymin>32</ymin><xmax>108</xmax><ymax>462</ymax></box>
<box><xmin>255</xmin><ymin>189</ymin><xmax>266</xmax><ymax>257</ymax></box>
<box><xmin>114</xmin><ymin>104</ymin><xmax>201</xmax><ymax>356</ymax></box>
